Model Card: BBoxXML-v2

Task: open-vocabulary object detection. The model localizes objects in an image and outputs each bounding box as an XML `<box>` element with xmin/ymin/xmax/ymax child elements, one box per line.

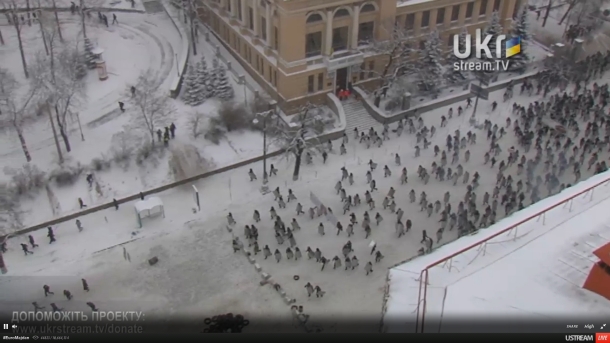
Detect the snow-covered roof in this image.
<box><xmin>384</xmin><ymin>170</ymin><xmax>610</xmax><ymax>333</ymax></box>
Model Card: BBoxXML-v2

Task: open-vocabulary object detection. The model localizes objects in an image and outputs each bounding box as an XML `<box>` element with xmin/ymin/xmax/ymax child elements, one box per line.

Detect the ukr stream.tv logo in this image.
<box><xmin>453</xmin><ymin>28</ymin><xmax>521</xmax><ymax>72</ymax></box>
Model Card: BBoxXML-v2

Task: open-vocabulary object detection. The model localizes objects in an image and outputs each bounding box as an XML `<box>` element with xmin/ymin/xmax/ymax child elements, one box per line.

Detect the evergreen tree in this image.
<box><xmin>478</xmin><ymin>11</ymin><xmax>504</xmax><ymax>76</ymax></box>
<box><xmin>195</xmin><ymin>59</ymin><xmax>211</xmax><ymax>99</ymax></box>
<box><xmin>215</xmin><ymin>66</ymin><xmax>234</xmax><ymax>100</ymax></box>
<box><xmin>83</xmin><ymin>38</ymin><xmax>96</xmax><ymax>70</ymax></box>
<box><xmin>444</xmin><ymin>29</ymin><xmax>468</xmax><ymax>84</ymax></box>
<box><xmin>212</xmin><ymin>58</ymin><xmax>219</xmax><ymax>70</ymax></box>
<box><xmin>418</xmin><ymin>30</ymin><xmax>444</xmax><ymax>93</ymax></box>
<box><xmin>508</xmin><ymin>5</ymin><xmax>530</xmax><ymax>72</ymax></box>
<box><xmin>182</xmin><ymin>64</ymin><xmax>205</xmax><ymax>106</ymax></box>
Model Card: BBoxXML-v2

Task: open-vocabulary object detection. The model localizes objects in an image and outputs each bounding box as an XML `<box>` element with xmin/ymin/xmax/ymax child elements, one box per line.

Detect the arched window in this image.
<box><xmin>306</xmin><ymin>13</ymin><xmax>323</xmax><ymax>23</ymax></box>
<box><xmin>334</xmin><ymin>8</ymin><xmax>350</xmax><ymax>18</ymax></box>
<box><xmin>361</xmin><ymin>3</ymin><xmax>376</xmax><ymax>13</ymax></box>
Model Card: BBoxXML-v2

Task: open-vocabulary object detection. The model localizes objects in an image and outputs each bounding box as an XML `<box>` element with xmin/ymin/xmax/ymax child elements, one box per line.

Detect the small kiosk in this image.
<box><xmin>91</xmin><ymin>47</ymin><xmax>108</xmax><ymax>81</ymax></box>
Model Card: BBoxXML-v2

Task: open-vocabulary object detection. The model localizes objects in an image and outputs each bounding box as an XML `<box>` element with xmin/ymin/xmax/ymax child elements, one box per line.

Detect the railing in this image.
<box><xmin>414</xmin><ymin>174</ymin><xmax>610</xmax><ymax>333</ymax></box>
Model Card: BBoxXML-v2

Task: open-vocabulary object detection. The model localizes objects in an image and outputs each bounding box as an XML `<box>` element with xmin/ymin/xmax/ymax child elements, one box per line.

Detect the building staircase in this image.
<box><xmin>342</xmin><ymin>99</ymin><xmax>381</xmax><ymax>133</ymax></box>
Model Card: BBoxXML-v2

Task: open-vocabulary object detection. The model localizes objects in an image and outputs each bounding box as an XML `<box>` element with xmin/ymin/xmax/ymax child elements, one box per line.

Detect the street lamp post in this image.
<box><xmin>253</xmin><ymin>110</ymin><xmax>274</xmax><ymax>193</ymax></box>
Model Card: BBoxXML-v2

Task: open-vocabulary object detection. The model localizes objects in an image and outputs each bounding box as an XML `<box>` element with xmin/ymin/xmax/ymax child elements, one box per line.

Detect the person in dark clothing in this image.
<box><xmin>103</xmin><ymin>15</ymin><xmax>109</xmax><ymax>27</ymax></box>
<box><xmin>86</xmin><ymin>302</ymin><xmax>99</xmax><ymax>311</ymax></box>
<box><xmin>118</xmin><ymin>101</ymin><xmax>125</xmax><ymax>112</ymax></box>
<box><xmin>82</xmin><ymin>278</ymin><xmax>90</xmax><ymax>292</ymax></box>
<box><xmin>47</xmin><ymin>227</ymin><xmax>56</xmax><ymax>244</ymax></box>
<box><xmin>112</xmin><ymin>13</ymin><xmax>118</xmax><ymax>24</ymax></box>
<box><xmin>28</xmin><ymin>235</ymin><xmax>38</xmax><ymax>248</ymax></box>
<box><xmin>78</xmin><ymin>197</ymin><xmax>87</xmax><ymax>209</ymax></box>
<box><xmin>113</xmin><ymin>198</ymin><xmax>119</xmax><ymax>210</ymax></box>
<box><xmin>131</xmin><ymin>86</ymin><xmax>136</xmax><ymax>97</ymax></box>
<box><xmin>169</xmin><ymin>123</ymin><xmax>176</xmax><ymax>138</ymax></box>
<box><xmin>1</xmin><ymin>241</ymin><xmax>7</xmax><ymax>253</ymax></box>
<box><xmin>63</xmin><ymin>290</ymin><xmax>73</xmax><ymax>300</ymax></box>
<box><xmin>43</xmin><ymin>285</ymin><xmax>55</xmax><ymax>296</ymax></box>
<box><xmin>21</xmin><ymin>243</ymin><xmax>33</xmax><ymax>255</ymax></box>
<box><xmin>156</xmin><ymin>129</ymin><xmax>162</xmax><ymax>142</ymax></box>
<box><xmin>50</xmin><ymin>303</ymin><xmax>63</xmax><ymax>312</ymax></box>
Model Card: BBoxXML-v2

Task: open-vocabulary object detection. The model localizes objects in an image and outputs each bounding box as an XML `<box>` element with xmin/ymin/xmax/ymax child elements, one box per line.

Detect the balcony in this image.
<box><xmin>325</xmin><ymin>50</ymin><xmax>364</xmax><ymax>71</ymax></box>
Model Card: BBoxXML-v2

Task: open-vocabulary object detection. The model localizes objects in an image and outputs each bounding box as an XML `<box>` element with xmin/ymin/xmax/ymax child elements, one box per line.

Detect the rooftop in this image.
<box><xmin>384</xmin><ymin>171</ymin><xmax>610</xmax><ymax>333</ymax></box>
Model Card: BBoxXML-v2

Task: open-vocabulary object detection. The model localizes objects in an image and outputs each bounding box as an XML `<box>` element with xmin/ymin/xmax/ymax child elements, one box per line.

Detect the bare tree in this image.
<box><xmin>0</xmin><ymin>68</ymin><xmax>38</xmax><ymax>162</ymax></box>
<box><xmin>188</xmin><ymin>111</ymin><xmax>205</xmax><ymax>138</ymax></box>
<box><xmin>30</xmin><ymin>22</ymin><xmax>87</xmax><ymax>154</ymax></box>
<box><xmin>9</xmin><ymin>1</ymin><xmax>29</xmax><ymax>78</ymax></box>
<box><xmin>129</xmin><ymin>71</ymin><xmax>176</xmax><ymax>144</ymax></box>
<box><xmin>51</xmin><ymin>0</ymin><xmax>63</xmax><ymax>41</ymax></box>
<box><xmin>0</xmin><ymin>184</ymin><xmax>23</xmax><ymax>236</ymax></box>
<box><xmin>271</xmin><ymin>103</ymin><xmax>324</xmax><ymax>181</ymax></box>
<box><xmin>370</xmin><ymin>19</ymin><xmax>418</xmax><ymax>107</ymax></box>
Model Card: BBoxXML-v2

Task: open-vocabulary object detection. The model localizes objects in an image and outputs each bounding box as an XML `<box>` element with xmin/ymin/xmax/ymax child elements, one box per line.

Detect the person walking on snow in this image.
<box><xmin>28</xmin><ymin>235</ymin><xmax>38</xmax><ymax>248</ymax></box>
<box><xmin>82</xmin><ymin>279</ymin><xmax>90</xmax><ymax>292</ymax></box>
<box><xmin>47</xmin><ymin>227</ymin><xmax>56</xmax><ymax>244</ymax></box>
<box><xmin>118</xmin><ymin>101</ymin><xmax>125</xmax><ymax>112</ymax></box>
<box><xmin>169</xmin><ymin>123</ymin><xmax>176</xmax><ymax>138</ymax></box>
<box><xmin>76</xmin><ymin>219</ymin><xmax>83</xmax><ymax>232</ymax></box>
<box><xmin>20</xmin><ymin>243</ymin><xmax>33</xmax><ymax>255</ymax></box>
<box><xmin>78</xmin><ymin>197</ymin><xmax>87</xmax><ymax>209</ymax></box>
<box><xmin>43</xmin><ymin>285</ymin><xmax>54</xmax><ymax>297</ymax></box>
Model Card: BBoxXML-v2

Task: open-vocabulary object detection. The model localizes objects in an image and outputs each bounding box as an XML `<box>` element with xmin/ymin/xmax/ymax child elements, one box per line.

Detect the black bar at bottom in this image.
<box><xmin>0</xmin><ymin>333</ymin><xmax>602</xmax><ymax>342</ymax></box>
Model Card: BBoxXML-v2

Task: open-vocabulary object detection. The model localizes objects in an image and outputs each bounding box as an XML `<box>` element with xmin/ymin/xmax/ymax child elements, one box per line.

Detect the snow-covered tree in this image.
<box><xmin>196</xmin><ymin>59</ymin><xmax>212</xmax><ymax>99</ymax></box>
<box><xmin>444</xmin><ymin>29</ymin><xmax>468</xmax><ymax>84</ymax></box>
<box><xmin>0</xmin><ymin>68</ymin><xmax>38</xmax><ymax>162</ymax></box>
<box><xmin>478</xmin><ymin>11</ymin><xmax>504</xmax><ymax>75</ymax></box>
<box><xmin>83</xmin><ymin>38</ymin><xmax>96</xmax><ymax>69</ymax></box>
<box><xmin>370</xmin><ymin>19</ymin><xmax>420</xmax><ymax>107</ymax></box>
<box><xmin>270</xmin><ymin>103</ymin><xmax>324</xmax><ymax>181</ymax></box>
<box><xmin>182</xmin><ymin>64</ymin><xmax>204</xmax><ymax>106</ymax></box>
<box><xmin>509</xmin><ymin>5</ymin><xmax>531</xmax><ymax>72</ymax></box>
<box><xmin>215</xmin><ymin>66</ymin><xmax>234</xmax><ymax>100</ymax></box>
<box><xmin>212</xmin><ymin>58</ymin><xmax>219</xmax><ymax>70</ymax></box>
<box><xmin>418</xmin><ymin>30</ymin><xmax>444</xmax><ymax>93</ymax></box>
<box><xmin>128</xmin><ymin>71</ymin><xmax>176</xmax><ymax>145</ymax></box>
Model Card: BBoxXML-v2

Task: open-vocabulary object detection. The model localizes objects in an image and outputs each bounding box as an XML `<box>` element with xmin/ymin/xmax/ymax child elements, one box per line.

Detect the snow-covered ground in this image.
<box><xmin>384</xmin><ymin>170</ymin><xmax>610</xmax><ymax>333</ymax></box>
<box><xmin>4</xmin><ymin>70</ymin><xmax>609</xmax><ymax>332</ymax></box>
<box><xmin>0</xmin><ymin>8</ymin><xmax>271</xmax><ymax>229</ymax></box>
<box><xmin>0</xmin><ymin>0</ymin><xmax>145</xmax><ymax>12</ymax></box>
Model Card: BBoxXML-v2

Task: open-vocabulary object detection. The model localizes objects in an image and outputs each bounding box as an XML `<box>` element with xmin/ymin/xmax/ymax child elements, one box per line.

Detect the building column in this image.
<box><xmin>230</xmin><ymin>0</ymin><xmax>236</xmax><ymax>16</ymax></box>
<box><xmin>351</xmin><ymin>5</ymin><xmax>360</xmax><ymax>49</ymax></box>
<box><xmin>325</xmin><ymin>10</ymin><xmax>333</xmax><ymax>55</ymax></box>
<box><xmin>265</xmin><ymin>2</ymin><xmax>272</xmax><ymax>46</ymax></box>
<box><xmin>253</xmin><ymin>1</ymin><xmax>259</xmax><ymax>36</ymax></box>
<box><xmin>240</xmin><ymin>0</ymin><xmax>246</xmax><ymax>23</ymax></box>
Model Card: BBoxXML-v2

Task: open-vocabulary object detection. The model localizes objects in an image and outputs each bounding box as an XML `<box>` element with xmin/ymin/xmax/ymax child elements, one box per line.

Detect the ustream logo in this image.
<box><xmin>453</xmin><ymin>28</ymin><xmax>521</xmax><ymax>72</ymax></box>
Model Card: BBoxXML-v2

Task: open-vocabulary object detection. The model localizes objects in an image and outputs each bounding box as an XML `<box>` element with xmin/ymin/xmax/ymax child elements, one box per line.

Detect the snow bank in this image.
<box><xmin>383</xmin><ymin>169</ymin><xmax>610</xmax><ymax>333</ymax></box>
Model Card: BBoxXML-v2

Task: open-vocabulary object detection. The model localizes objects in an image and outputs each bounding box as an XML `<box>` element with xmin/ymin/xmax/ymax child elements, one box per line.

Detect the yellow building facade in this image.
<box><xmin>201</xmin><ymin>0</ymin><xmax>523</xmax><ymax>113</ymax></box>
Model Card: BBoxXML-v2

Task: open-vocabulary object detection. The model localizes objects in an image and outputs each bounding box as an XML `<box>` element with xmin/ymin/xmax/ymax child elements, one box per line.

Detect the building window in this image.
<box><xmin>493</xmin><ymin>0</ymin><xmax>501</xmax><ymax>11</ymax></box>
<box><xmin>227</xmin><ymin>0</ymin><xmax>231</xmax><ymax>12</ymax></box>
<box><xmin>359</xmin><ymin>62</ymin><xmax>365</xmax><ymax>80</ymax></box>
<box><xmin>317</xmin><ymin>73</ymin><xmax>324</xmax><ymax>91</ymax></box>
<box><xmin>255</xmin><ymin>55</ymin><xmax>259</xmax><ymax>70</ymax></box>
<box><xmin>368</xmin><ymin>60</ymin><xmax>375</xmax><ymax>78</ymax></box>
<box><xmin>261</xmin><ymin>16</ymin><xmax>267</xmax><ymax>40</ymax></box>
<box><xmin>273</xmin><ymin>70</ymin><xmax>277</xmax><ymax>86</ymax></box>
<box><xmin>361</xmin><ymin>3</ymin><xmax>376</xmax><ymax>13</ymax></box>
<box><xmin>334</xmin><ymin>8</ymin><xmax>350</xmax><ymax>18</ymax></box>
<box><xmin>305</xmin><ymin>31</ymin><xmax>322</xmax><ymax>57</ymax></box>
<box><xmin>421</xmin><ymin>11</ymin><xmax>430</xmax><ymax>27</ymax></box>
<box><xmin>451</xmin><ymin>5</ymin><xmax>460</xmax><ymax>21</ymax></box>
<box><xmin>358</xmin><ymin>22</ymin><xmax>374</xmax><ymax>45</ymax></box>
<box><xmin>274</xmin><ymin>27</ymin><xmax>279</xmax><ymax>49</ymax></box>
<box><xmin>269</xmin><ymin>66</ymin><xmax>272</xmax><ymax>81</ymax></box>
<box><xmin>479</xmin><ymin>0</ymin><xmax>488</xmax><ymax>15</ymax></box>
<box><xmin>237</xmin><ymin>1</ymin><xmax>242</xmax><ymax>21</ymax></box>
<box><xmin>248</xmin><ymin>7</ymin><xmax>254</xmax><ymax>30</ymax></box>
<box><xmin>306</xmin><ymin>13</ymin><xmax>323</xmax><ymax>23</ymax></box>
<box><xmin>437</xmin><ymin>8</ymin><xmax>445</xmax><ymax>24</ymax></box>
<box><xmin>308</xmin><ymin>75</ymin><xmax>314</xmax><ymax>93</ymax></box>
<box><xmin>466</xmin><ymin>2</ymin><xmax>474</xmax><ymax>18</ymax></box>
<box><xmin>332</xmin><ymin>26</ymin><xmax>348</xmax><ymax>51</ymax></box>
<box><xmin>405</xmin><ymin>13</ymin><xmax>415</xmax><ymax>30</ymax></box>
